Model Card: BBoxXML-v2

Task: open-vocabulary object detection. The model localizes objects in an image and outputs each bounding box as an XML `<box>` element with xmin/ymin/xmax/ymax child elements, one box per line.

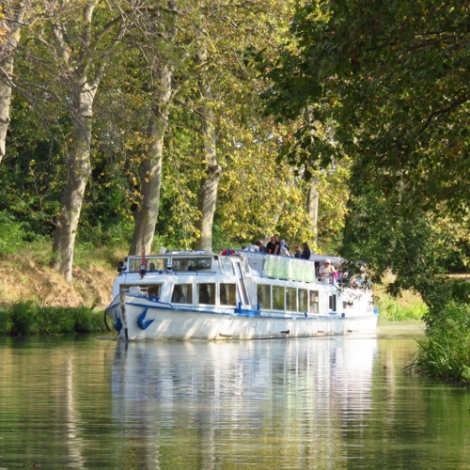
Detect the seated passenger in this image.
<box><xmin>172</xmin><ymin>285</ymin><xmax>187</xmax><ymax>303</ymax></box>
<box><xmin>149</xmin><ymin>263</ymin><xmax>156</xmax><ymax>271</ymax></box>
<box><xmin>199</xmin><ymin>284</ymin><xmax>211</xmax><ymax>304</ymax></box>
<box><xmin>249</xmin><ymin>240</ymin><xmax>264</xmax><ymax>252</ymax></box>
<box><xmin>265</xmin><ymin>236</ymin><xmax>276</xmax><ymax>254</ymax></box>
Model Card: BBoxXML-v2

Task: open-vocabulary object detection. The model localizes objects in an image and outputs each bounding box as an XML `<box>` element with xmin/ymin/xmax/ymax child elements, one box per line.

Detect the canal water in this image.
<box><xmin>0</xmin><ymin>322</ymin><xmax>469</xmax><ymax>469</ymax></box>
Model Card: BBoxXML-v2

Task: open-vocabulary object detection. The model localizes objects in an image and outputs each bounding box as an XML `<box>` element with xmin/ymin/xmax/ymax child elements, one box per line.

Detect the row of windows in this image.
<box><xmin>122</xmin><ymin>282</ymin><xmax>236</xmax><ymax>306</ymax></box>
<box><xmin>125</xmin><ymin>282</ymin><xmax>334</xmax><ymax>313</ymax></box>
<box><xmin>128</xmin><ymin>257</ymin><xmax>213</xmax><ymax>273</ymax></box>
<box><xmin>171</xmin><ymin>282</ymin><xmax>237</xmax><ymax>306</ymax></box>
<box><xmin>257</xmin><ymin>284</ymin><xmax>320</xmax><ymax>313</ymax></box>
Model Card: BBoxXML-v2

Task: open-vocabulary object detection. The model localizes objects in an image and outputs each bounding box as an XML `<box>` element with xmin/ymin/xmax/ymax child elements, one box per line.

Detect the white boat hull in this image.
<box><xmin>106</xmin><ymin>296</ymin><xmax>378</xmax><ymax>341</ymax></box>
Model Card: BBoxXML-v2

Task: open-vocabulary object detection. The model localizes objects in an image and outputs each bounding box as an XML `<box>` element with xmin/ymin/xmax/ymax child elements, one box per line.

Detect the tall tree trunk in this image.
<box><xmin>194</xmin><ymin>80</ymin><xmax>222</xmax><ymax>252</ymax></box>
<box><xmin>52</xmin><ymin>84</ymin><xmax>96</xmax><ymax>282</ymax></box>
<box><xmin>129</xmin><ymin>64</ymin><xmax>172</xmax><ymax>256</ymax></box>
<box><xmin>306</xmin><ymin>177</ymin><xmax>319</xmax><ymax>244</ymax></box>
<box><xmin>0</xmin><ymin>2</ymin><xmax>27</xmax><ymax>163</ymax></box>
<box><xmin>48</xmin><ymin>1</ymin><xmax>125</xmax><ymax>281</ymax></box>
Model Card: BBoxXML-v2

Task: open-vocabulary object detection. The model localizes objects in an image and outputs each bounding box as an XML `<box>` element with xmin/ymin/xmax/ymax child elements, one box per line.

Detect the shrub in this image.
<box><xmin>377</xmin><ymin>298</ymin><xmax>428</xmax><ymax>321</ymax></box>
<box><xmin>0</xmin><ymin>211</ymin><xmax>30</xmax><ymax>256</ymax></box>
<box><xmin>413</xmin><ymin>302</ymin><xmax>470</xmax><ymax>383</ymax></box>
<box><xmin>0</xmin><ymin>309</ymin><xmax>10</xmax><ymax>334</ymax></box>
<box><xmin>9</xmin><ymin>301</ymin><xmax>39</xmax><ymax>335</ymax></box>
<box><xmin>5</xmin><ymin>301</ymin><xmax>106</xmax><ymax>335</ymax></box>
<box><xmin>69</xmin><ymin>306</ymin><xmax>105</xmax><ymax>333</ymax></box>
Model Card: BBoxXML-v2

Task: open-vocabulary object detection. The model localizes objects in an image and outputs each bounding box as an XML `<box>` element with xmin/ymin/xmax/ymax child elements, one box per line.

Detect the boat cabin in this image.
<box><xmin>111</xmin><ymin>251</ymin><xmax>370</xmax><ymax>319</ymax></box>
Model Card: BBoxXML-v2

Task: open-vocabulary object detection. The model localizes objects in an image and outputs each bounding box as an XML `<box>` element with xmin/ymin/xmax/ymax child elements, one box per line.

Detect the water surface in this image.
<box><xmin>0</xmin><ymin>323</ymin><xmax>469</xmax><ymax>469</ymax></box>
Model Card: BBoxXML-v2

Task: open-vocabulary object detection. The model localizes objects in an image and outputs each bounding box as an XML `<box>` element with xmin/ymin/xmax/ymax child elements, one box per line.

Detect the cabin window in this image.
<box><xmin>171</xmin><ymin>284</ymin><xmax>193</xmax><ymax>304</ymax></box>
<box><xmin>257</xmin><ymin>284</ymin><xmax>271</xmax><ymax>309</ymax></box>
<box><xmin>198</xmin><ymin>283</ymin><xmax>216</xmax><ymax>305</ymax></box>
<box><xmin>147</xmin><ymin>284</ymin><xmax>162</xmax><ymax>298</ymax></box>
<box><xmin>147</xmin><ymin>258</ymin><xmax>167</xmax><ymax>271</ymax></box>
<box><xmin>120</xmin><ymin>285</ymin><xmax>130</xmax><ymax>295</ymax></box>
<box><xmin>329</xmin><ymin>295</ymin><xmax>337</xmax><ymax>312</ymax></box>
<box><xmin>272</xmin><ymin>286</ymin><xmax>285</xmax><ymax>310</ymax></box>
<box><xmin>128</xmin><ymin>258</ymin><xmax>167</xmax><ymax>272</ymax></box>
<box><xmin>220</xmin><ymin>283</ymin><xmax>236</xmax><ymax>306</ymax></box>
<box><xmin>121</xmin><ymin>283</ymin><xmax>163</xmax><ymax>298</ymax></box>
<box><xmin>286</xmin><ymin>287</ymin><xmax>297</xmax><ymax>312</ymax></box>
<box><xmin>299</xmin><ymin>289</ymin><xmax>308</xmax><ymax>312</ymax></box>
<box><xmin>309</xmin><ymin>290</ymin><xmax>319</xmax><ymax>313</ymax></box>
<box><xmin>173</xmin><ymin>257</ymin><xmax>212</xmax><ymax>272</ymax></box>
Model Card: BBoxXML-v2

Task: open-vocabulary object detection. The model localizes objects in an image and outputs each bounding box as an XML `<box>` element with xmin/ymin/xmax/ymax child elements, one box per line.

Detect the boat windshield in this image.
<box><xmin>128</xmin><ymin>257</ymin><xmax>168</xmax><ymax>272</ymax></box>
<box><xmin>172</xmin><ymin>257</ymin><xmax>212</xmax><ymax>272</ymax></box>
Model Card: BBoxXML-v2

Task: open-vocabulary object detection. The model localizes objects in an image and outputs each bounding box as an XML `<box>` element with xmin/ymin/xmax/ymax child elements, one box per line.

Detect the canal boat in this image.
<box><xmin>105</xmin><ymin>250</ymin><xmax>378</xmax><ymax>341</ymax></box>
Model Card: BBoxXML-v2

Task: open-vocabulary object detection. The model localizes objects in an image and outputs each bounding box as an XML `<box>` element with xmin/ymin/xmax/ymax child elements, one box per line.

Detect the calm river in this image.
<box><xmin>0</xmin><ymin>322</ymin><xmax>469</xmax><ymax>469</ymax></box>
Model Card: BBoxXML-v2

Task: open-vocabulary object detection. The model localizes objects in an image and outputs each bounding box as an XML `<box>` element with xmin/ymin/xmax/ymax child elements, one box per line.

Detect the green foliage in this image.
<box><xmin>0</xmin><ymin>211</ymin><xmax>30</xmax><ymax>255</ymax></box>
<box><xmin>377</xmin><ymin>298</ymin><xmax>427</xmax><ymax>322</ymax></box>
<box><xmin>259</xmin><ymin>0</ymin><xmax>470</xmax><ymax>303</ymax></box>
<box><xmin>8</xmin><ymin>301</ymin><xmax>39</xmax><ymax>335</ymax></box>
<box><xmin>0</xmin><ymin>310</ymin><xmax>10</xmax><ymax>334</ymax></box>
<box><xmin>340</xmin><ymin>184</ymin><xmax>467</xmax><ymax>308</ymax></box>
<box><xmin>2</xmin><ymin>302</ymin><xmax>106</xmax><ymax>335</ymax></box>
<box><xmin>413</xmin><ymin>303</ymin><xmax>470</xmax><ymax>383</ymax></box>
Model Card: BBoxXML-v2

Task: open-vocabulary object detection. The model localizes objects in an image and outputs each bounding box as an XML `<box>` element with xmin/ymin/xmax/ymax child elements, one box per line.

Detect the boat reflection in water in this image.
<box><xmin>111</xmin><ymin>336</ymin><xmax>378</xmax><ymax>468</ymax></box>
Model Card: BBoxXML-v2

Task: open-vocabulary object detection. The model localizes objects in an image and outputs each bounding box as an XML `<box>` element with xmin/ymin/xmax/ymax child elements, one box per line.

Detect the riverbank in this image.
<box><xmin>0</xmin><ymin>251</ymin><xmax>117</xmax><ymax>310</ymax></box>
<box><xmin>0</xmin><ymin>247</ymin><xmax>426</xmax><ymax>336</ymax></box>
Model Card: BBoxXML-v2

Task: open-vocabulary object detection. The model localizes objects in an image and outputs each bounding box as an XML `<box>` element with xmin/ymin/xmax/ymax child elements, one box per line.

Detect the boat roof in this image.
<box><xmin>126</xmin><ymin>250</ymin><xmax>344</xmax><ymax>265</ymax></box>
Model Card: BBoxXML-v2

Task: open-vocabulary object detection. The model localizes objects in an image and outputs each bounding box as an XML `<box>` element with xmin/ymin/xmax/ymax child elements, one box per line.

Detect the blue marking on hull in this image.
<box><xmin>113</xmin><ymin>310</ymin><xmax>122</xmax><ymax>333</ymax></box>
<box><xmin>137</xmin><ymin>307</ymin><xmax>155</xmax><ymax>330</ymax></box>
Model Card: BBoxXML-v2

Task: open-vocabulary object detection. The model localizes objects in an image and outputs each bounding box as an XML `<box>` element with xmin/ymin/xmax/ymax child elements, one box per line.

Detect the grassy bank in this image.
<box><xmin>0</xmin><ymin>301</ymin><xmax>107</xmax><ymax>335</ymax></box>
<box><xmin>0</xmin><ymin>240</ymin><xmax>120</xmax><ymax>335</ymax></box>
<box><xmin>0</xmin><ymin>240</ymin><xmax>121</xmax><ymax>310</ymax></box>
<box><xmin>411</xmin><ymin>303</ymin><xmax>470</xmax><ymax>384</ymax></box>
<box><xmin>374</xmin><ymin>284</ymin><xmax>427</xmax><ymax>321</ymax></box>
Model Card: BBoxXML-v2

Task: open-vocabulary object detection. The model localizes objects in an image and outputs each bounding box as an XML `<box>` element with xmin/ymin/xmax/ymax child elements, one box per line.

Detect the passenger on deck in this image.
<box><xmin>149</xmin><ymin>263</ymin><xmax>156</xmax><ymax>271</ymax></box>
<box><xmin>272</xmin><ymin>235</ymin><xmax>281</xmax><ymax>255</ymax></box>
<box><xmin>319</xmin><ymin>259</ymin><xmax>336</xmax><ymax>282</ymax></box>
<box><xmin>280</xmin><ymin>240</ymin><xmax>291</xmax><ymax>257</ymax></box>
<box><xmin>248</xmin><ymin>240</ymin><xmax>264</xmax><ymax>252</ymax></box>
<box><xmin>266</xmin><ymin>236</ymin><xmax>275</xmax><ymax>254</ymax></box>
<box><xmin>294</xmin><ymin>245</ymin><xmax>302</xmax><ymax>258</ymax></box>
<box><xmin>300</xmin><ymin>242</ymin><xmax>311</xmax><ymax>260</ymax></box>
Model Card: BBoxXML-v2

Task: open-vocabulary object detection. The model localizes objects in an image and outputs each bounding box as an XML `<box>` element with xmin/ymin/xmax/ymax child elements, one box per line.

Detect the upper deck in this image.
<box><xmin>123</xmin><ymin>250</ymin><xmax>320</xmax><ymax>284</ymax></box>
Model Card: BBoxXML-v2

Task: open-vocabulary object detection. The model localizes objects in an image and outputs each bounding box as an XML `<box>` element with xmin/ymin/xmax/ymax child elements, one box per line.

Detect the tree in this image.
<box><xmin>0</xmin><ymin>1</ymin><xmax>30</xmax><ymax>164</ymax></box>
<box><xmin>187</xmin><ymin>0</ymin><xmax>299</xmax><ymax>251</ymax></box>
<box><xmin>128</xmin><ymin>0</ymin><xmax>180</xmax><ymax>256</ymax></box>
<box><xmin>23</xmin><ymin>0</ymin><xmax>127</xmax><ymax>281</ymax></box>
<box><xmin>259</xmin><ymin>0</ymin><xmax>470</xmax><ymax>309</ymax></box>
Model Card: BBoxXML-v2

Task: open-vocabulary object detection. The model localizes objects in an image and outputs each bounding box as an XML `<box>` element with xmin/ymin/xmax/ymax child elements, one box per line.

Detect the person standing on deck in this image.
<box><xmin>300</xmin><ymin>242</ymin><xmax>311</xmax><ymax>260</ymax></box>
<box><xmin>319</xmin><ymin>259</ymin><xmax>336</xmax><ymax>282</ymax></box>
